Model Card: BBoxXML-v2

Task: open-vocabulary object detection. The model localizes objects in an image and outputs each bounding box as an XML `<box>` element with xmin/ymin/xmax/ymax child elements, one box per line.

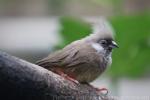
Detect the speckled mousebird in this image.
<box><xmin>36</xmin><ymin>19</ymin><xmax>118</xmax><ymax>85</ymax></box>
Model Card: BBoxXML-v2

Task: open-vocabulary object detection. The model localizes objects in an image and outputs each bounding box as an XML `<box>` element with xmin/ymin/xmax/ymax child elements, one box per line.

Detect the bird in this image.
<box><xmin>36</xmin><ymin>19</ymin><xmax>118</xmax><ymax>89</ymax></box>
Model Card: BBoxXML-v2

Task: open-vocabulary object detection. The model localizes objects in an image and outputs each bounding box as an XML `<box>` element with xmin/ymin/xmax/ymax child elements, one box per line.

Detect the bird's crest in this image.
<box><xmin>85</xmin><ymin>18</ymin><xmax>115</xmax><ymax>41</ymax></box>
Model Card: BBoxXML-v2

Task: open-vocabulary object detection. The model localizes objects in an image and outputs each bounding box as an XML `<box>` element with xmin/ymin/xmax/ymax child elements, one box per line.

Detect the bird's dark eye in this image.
<box><xmin>100</xmin><ymin>40</ymin><xmax>107</xmax><ymax>45</ymax></box>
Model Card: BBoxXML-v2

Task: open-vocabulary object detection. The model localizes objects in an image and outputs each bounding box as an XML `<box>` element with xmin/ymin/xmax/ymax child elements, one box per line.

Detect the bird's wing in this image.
<box><xmin>36</xmin><ymin>41</ymin><xmax>81</xmax><ymax>69</ymax></box>
<box><xmin>36</xmin><ymin>41</ymin><xmax>105</xmax><ymax>70</ymax></box>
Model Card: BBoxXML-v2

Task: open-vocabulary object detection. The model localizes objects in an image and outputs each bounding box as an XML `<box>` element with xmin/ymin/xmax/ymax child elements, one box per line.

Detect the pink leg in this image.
<box><xmin>53</xmin><ymin>68</ymin><xmax>79</xmax><ymax>84</ymax></box>
<box><xmin>94</xmin><ymin>87</ymin><xmax>108</xmax><ymax>95</ymax></box>
<box><xmin>63</xmin><ymin>74</ymin><xmax>79</xmax><ymax>84</ymax></box>
<box><xmin>82</xmin><ymin>82</ymin><xmax>108</xmax><ymax>95</ymax></box>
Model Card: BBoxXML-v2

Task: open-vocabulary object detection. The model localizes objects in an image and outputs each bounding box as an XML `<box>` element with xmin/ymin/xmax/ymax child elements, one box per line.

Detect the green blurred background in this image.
<box><xmin>0</xmin><ymin>0</ymin><xmax>150</xmax><ymax>98</ymax></box>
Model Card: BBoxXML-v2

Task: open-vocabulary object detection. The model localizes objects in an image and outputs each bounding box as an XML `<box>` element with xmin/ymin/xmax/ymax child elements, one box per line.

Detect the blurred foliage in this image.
<box><xmin>48</xmin><ymin>0</ymin><xmax>66</xmax><ymax>14</ymax></box>
<box><xmin>92</xmin><ymin>0</ymin><xmax>122</xmax><ymax>5</ymax></box>
<box><xmin>58</xmin><ymin>14</ymin><xmax>150</xmax><ymax>79</ymax></box>
<box><xmin>56</xmin><ymin>17</ymin><xmax>92</xmax><ymax>49</ymax></box>
<box><xmin>109</xmin><ymin>13</ymin><xmax>150</xmax><ymax>78</ymax></box>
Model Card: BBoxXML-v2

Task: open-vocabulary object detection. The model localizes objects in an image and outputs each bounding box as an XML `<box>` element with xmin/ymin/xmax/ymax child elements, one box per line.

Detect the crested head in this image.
<box><xmin>84</xmin><ymin>19</ymin><xmax>115</xmax><ymax>42</ymax></box>
<box><xmin>83</xmin><ymin>18</ymin><xmax>118</xmax><ymax>58</ymax></box>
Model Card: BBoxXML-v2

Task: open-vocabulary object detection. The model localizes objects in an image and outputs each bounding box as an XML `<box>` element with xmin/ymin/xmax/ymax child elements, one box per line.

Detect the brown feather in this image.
<box><xmin>36</xmin><ymin>40</ymin><xmax>108</xmax><ymax>83</ymax></box>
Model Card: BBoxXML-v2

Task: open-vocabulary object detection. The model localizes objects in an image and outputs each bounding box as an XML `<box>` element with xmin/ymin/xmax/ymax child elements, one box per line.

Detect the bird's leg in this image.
<box><xmin>81</xmin><ymin>82</ymin><xmax>108</xmax><ymax>95</ymax></box>
<box><xmin>94</xmin><ymin>87</ymin><xmax>108</xmax><ymax>95</ymax></box>
<box><xmin>63</xmin><ymin>74</ymin><xmax>79</xmax><ymax>84</ymax></box>
<box><xmin>53</xmin><ymin>68</ymin><xmax>79</xmax><ymax>84</ymax></box>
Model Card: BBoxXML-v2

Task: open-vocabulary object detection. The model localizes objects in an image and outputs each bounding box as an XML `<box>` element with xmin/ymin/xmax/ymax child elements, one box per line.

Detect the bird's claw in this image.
<box><xmin>63</xmin><ymin>74</ymin><xmax>79</xmax><ymax>84</ymax></box>
<box><xmin>53</xmin><ymin>68</ymin><xmax>79</xmax><ymax>84</ymax></box>
<box><xmin>95</xmin><ymin>87</ymin><xmax>108</xmax><ymax>96</ymax></box>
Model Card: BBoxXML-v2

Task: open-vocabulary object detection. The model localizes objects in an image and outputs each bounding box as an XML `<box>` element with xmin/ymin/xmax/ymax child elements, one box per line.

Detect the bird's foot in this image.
<box><xmin>94</xmin><ymin>87</ymin><xmax>108</xmax><ymax>96</ymax></box>
<box><xmin>63</xmin><ymin>74</ymin><xmax>79</xmax><ymax>84</ymax></box>
<box><xmin>53</xmin><ymin>68</ymin><xmax>79</xmax><ymax>84</ymax></box>
<box><xmin>82</xmin><ymin>82</ymin><xmax>108</xmax><ymax>95</ymax></box>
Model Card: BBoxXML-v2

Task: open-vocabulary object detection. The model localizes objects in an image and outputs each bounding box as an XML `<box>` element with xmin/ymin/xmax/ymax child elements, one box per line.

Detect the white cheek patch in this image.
<box><xmin>91</xmin><ymin>43</ymin><xmax>104</xmax><ymax>52</ymax></box>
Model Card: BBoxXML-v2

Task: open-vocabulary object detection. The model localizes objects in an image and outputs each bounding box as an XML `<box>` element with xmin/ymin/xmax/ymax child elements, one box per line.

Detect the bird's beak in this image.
<box><xmin>110</xmin><ymin>41</ymin><xmax>119</xmax><ymax>49</ymax></box>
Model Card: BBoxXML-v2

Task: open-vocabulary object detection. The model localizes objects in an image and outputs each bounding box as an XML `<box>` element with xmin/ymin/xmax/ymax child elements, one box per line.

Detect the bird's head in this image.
<box><xmin>85</xmin><ymin>19</ymin><xmax>118</xmax><ymax>57</ymax></box>
<box><xmin>91</xmin><ymin>37</ymin><xmax>118</xmax><ymax>58</ymax></box>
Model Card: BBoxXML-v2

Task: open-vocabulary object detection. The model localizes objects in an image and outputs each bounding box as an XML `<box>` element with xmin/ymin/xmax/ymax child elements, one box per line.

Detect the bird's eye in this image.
<box><xmin>100</xmin><ymin>40</ymin><xmax>107</xmax><ymax>45</ymax></box>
